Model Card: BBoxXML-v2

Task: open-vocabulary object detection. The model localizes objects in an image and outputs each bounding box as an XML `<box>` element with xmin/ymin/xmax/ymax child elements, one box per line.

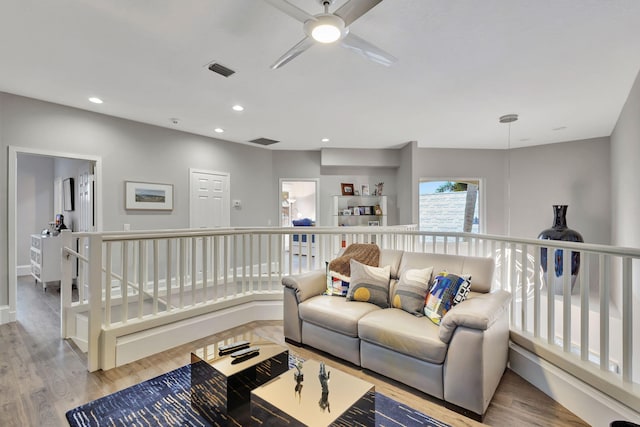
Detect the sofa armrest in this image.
<box><xmin>282</xmin><ymin>269</ymin><xmax>326</xmax><ymax>303</ymax></box>
<box><xmin>439</xmin><ymin>290</ymin><xmax>511</xmax><ymax>344</ymax></box>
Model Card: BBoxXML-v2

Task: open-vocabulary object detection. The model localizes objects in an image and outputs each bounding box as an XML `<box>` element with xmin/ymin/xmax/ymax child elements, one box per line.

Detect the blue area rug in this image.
<box><xmin>66</xmin><ymin>363</ymin><xmax>450</xmax><ymax>427</ymax></box>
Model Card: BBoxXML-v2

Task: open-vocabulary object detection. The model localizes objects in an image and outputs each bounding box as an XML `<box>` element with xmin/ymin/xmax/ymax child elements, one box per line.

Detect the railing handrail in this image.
<box><xmin>68</xmin><ymin>227</ymin><xmax>640</xmax><ymax>258</ymax></box>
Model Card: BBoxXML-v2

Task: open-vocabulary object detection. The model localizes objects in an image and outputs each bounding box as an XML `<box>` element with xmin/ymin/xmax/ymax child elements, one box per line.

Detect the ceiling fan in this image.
<box><xmin>264</xmin><ymin>0</ymin><xmax>397</xmax><ymax>69</ymax></box>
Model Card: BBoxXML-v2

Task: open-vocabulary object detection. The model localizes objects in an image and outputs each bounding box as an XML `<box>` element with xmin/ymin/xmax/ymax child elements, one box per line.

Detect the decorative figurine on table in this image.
<box><xmin>294</xmin><ymin>361</ymin><xmax>304</xmax><ymax>401</ymax></box>
<box><xmin>318</xmin><ymin>362</ymin><xmax>331</xmax><ymax>413</ymax></box>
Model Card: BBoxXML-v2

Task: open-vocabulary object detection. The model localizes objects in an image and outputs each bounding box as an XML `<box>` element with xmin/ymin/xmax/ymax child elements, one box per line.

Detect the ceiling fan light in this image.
<box><xmin>312</xmin><ymin>24</ymin><xmax>341</xmax><ymax>43</ymax></box>
<box><xmin>305</xmin><ymin>14</ymin><xmax>345</xmax><ymax>44</ymax></box>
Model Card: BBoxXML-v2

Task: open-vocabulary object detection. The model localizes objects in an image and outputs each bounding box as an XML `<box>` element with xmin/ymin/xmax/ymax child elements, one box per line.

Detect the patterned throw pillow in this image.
<box><xmin>424</xmin><ymin>272</ymin><xmax>472</xmax><ymax>325</ymax></box>
<box><xmin>390</xmin><ymin>266</ymin><xmax>434</xmax><ymax>316</ymax></box>
<box><xmin>325</xmin><ymin>262</ymin><xmax>350</xmax><ymax>296</ymax></box>
<box><xmin>346</xmin><ymin>259</ymin><xmax>391</xmax><ymax>308</ymax></box>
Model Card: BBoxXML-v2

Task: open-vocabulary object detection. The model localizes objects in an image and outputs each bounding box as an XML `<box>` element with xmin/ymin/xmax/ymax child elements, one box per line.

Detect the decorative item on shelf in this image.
<box><xmin>368</xmin><ymin>220</ymin><xmax>380</xmax><ymax>226</ymax></box>
<box><xmin>537</xmin><ymin>205</ymin><xmax>584</xmax><ymax>295</ymax></box>
<box><xmin>294</xmin><ymin>361</ymin><xmax>304</xmax><ymax>402</ymax></box>
<box><xmin>341</xmin><ymin>183</ymin><xmax>354</xmax><ymax>195</ymax></box>
<box><xmin>374</xmin><ymin>204</ymin><xmax>382</xmax><ymax>215</ymax></box>
<box><xmin>361</xmin><ymin>184</ymin><xmax>370</xmax><ymax>196</ymax></box>
<box><xmin>342</xmin><ymin>208</ymin><xmax>352</xmax><ymax>216</ymax></box>
<box><xmin>354</xmin><ymin>189</ymin><xmax>360</xmax><ymax>196</ymax></box>
<box><xmin>353</xmin><ymin>206</ymin><xmax>360</xmax><ymax>215</ymax></box>
<box><xmin>363</xmin><ymin>206</ymin><xmax>372</xmax><ymax>215</ymax></box>
<box><xmin>373</xmin><ymin>182</ymin><xmax>384</xmax><ymax>196</ymax></box>
<box><xmin>318</xmin><ymin>362</ymin><xmax>331</xmax><ymax>412</ymax></box>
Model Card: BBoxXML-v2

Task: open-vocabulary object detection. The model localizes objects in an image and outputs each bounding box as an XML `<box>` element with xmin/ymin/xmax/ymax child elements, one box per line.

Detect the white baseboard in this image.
<box><xmin>114</xmin><ymin>300</ymin><xmax>283</xmax><ymax>368</ymax></box>
<box><xmin>16</xmin><ymin>265</ymin><xmax>31</xmax><ymax>277</ymax></box>
<box><xmin>0</xmin><ymin>305</ymin><xmax>16</xmax><ymax>324</ymax></box>
<box><xmin>509</xmin><ymin>342</ymin><xmax>640</xmax><ymax>426</ymax></box>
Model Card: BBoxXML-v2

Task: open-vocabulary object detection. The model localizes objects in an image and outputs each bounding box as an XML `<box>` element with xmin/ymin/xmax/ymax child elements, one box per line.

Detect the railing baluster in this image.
<box><xmin>268</xmin><ymin>234</ymin><xmax>273</xmax><ymax>290</ymax></box>
<box><xmin>534</xmin><ymin>244</ymin><xmax>541</xmax><ymax>337</ymax></box>
<box><xmin>580</xmin><ymin>252</ymin><xmax>590</xmax><ymax>362</ymax></box>
<box><xmin>599</xmin><ymin>254</ymin><xmax>609</xmax><ymax>372</ymax></box>
<box><xmin>191</xmin><ymin>237</ymin><xmax>197</xmax><ymax>306</ymax></box>
<box><xmin>223</xmin><ymin>235</ymin><xmax>228</xmax><ymax>299</ymax></box>
<box><xmin>179</xmin><ymin>238</ymin><xmax>186</xmax><ymax>308</ymax></box>
<box><xmin>521</xmin><ymin>244</ymin><xmax>528</xmax><ymax>332</ymax></box>
<box><xmin>622</xmin><ymin>256</ymin><xmax>632</xmax><ymax>382</ymax></box>
<box><xmin>547</xmin><ymin>245</ymin><xmax>555</xmax><ymax>345</ymax></box>
<box><xmin>166</xmin><ymin>239</ymin><xmax>172</xmax><ymax>312</ymax></box>
<box><xmin>258</xmin><ymin>234</ymin><xmax>263</xmax><ymax>291</ymax></box>
<box><xmin>122</xmin><ymin>242</ymin><xmax>129</xmax><ymax>323</ymax></box>
<box><xmin>510</xmin><ymin>243</ymin><xmax>517</xmax><ymax>327</ymax></box>
<box><xmin>105</xmin><ymin>242</ymin><xmax>112</xmax><ymax>326</ymax></box>
<box><xmin>563</xmin><ymin>246</ymin><xmax>571</xmax><ymax>353</ymax></box>
<box><xmin>213</xmin><ymin>236</ymin><xmax>219</xmax><ymax>302</ymax></box>
<box><xmin>153</xmin><ymin>239</ymin><xmax>159</xmax><ymax>314</ymax></box>
<box><xmin>202</xmin><ymin>236</ymin><xmax>208</xmax><ymax>302</ymax></box>
<box><xmin>233</xmin><ymin>234</ymin><xmax>238</xmax><ymax>298</ymax></box>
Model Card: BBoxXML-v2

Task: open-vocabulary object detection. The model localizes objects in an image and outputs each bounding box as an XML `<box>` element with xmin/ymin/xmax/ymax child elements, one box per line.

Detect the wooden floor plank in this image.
<box><xmin>0</xmin><ymin>277</ymin><xmax>589</xmax><ymax>426</ymax></box>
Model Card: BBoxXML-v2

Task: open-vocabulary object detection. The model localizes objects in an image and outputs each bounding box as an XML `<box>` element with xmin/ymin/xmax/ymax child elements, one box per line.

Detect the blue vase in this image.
<box><xmin>538</xmin><ymin>205</ymin><xmax>584</xmax><ymax>295</ymax></box>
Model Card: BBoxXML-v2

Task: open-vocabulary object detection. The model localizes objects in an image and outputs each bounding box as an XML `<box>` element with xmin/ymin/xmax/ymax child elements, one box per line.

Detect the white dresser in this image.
<box><xmin>30</xmin><ymin>234</ymin><xmax>63</xmax><ymax>290</ymax></box>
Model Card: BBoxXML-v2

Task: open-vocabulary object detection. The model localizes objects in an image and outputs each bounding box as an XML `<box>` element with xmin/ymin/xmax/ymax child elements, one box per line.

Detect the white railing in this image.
<box><xmin>60</xmin><ymin>227</ymin><xmax>640</xmax><ymax>412</ymax></box>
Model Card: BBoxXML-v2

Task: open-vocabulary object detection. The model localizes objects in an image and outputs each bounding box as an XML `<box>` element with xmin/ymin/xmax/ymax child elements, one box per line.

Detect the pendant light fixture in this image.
<box><xmin>500</xmin><ymin>114</ymin><xmax>518</xmax><ymax>236</ymax></box>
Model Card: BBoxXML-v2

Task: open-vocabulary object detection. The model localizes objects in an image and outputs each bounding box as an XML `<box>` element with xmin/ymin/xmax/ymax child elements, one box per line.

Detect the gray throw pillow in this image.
<box><xmin>346</xmin><ymin>259</ymin><xmax>391</xmax><ymax>308</ymax></box>
<box><xmin>390</xmin><ymin>266</ymin><xmax>434</xmax><ymax>316</ymax></box>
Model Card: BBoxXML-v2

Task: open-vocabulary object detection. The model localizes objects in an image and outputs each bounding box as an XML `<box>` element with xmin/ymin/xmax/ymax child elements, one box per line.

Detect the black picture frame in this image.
<box><xmin>63</xmin><ymin>178</ymin><xmax>74</xmax><ymax>211</ymax></box>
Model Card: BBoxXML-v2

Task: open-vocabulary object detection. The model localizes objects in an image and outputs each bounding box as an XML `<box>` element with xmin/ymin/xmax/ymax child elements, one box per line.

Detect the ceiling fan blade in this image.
<box><xmin>341</xmin><ymin>32</ymin><xmax>397</xmax><ymax>66</ymax></box>
<box><xmin>270</xmin><ymin>36</ymin><xmax>315</xmax><ymax>69</ymax></box>
<box><xmin>334</xmin><ymin>0</ymin><xmax>384</xmax><ymax>27</ymax></box>
<box><xmin>263</xmin><ymin>0</ymin><xmax>315</xmax><ymax>23</ymax></box>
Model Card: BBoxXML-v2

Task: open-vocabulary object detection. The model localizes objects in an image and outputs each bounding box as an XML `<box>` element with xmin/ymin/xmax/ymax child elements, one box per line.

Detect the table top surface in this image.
<box><xmin>191</xmin><ymin>333</ymin><xmax>288</xmax><ymax>377</ymax></box>
<box><xmin>251</xmin><ymin>359</ymin><xmax>374</xmax><ymax>426</ymax></box>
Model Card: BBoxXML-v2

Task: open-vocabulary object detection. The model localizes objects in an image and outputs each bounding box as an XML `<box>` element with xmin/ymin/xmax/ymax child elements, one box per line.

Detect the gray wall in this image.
<box><xmin>0</xmin><ymin>87</ymin><xmax>630</xmax><ymax>316</ymax></box>
<box><xmin>409</xmin><ymin>146</ymin><xmax>508</xmax><ymax>235</ymax></box>
<box><xmin>1</xmin><ymin>92</ymin><xmax>277</xmax><ymax>309</ymax></box>
<box><xmin>17</xmin><ymin>154</ymin><xmax>55</xmax><ymax>267</ymax></box>
<box><xmin>509</xmin><ymin>137</ymin><xmax>611</xmax><ymax>243</ymax></box>
<box><xmin>611</xmin><ymin>68</ymin><xmax>640</xmax><ymax>312</ymax></box>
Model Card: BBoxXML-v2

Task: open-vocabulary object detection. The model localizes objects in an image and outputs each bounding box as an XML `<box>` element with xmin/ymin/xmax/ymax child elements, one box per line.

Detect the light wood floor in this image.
<box><xmin>0</xmin><ymin>277</ymin><xmax>589</xmax><ymax>427</ymax></box>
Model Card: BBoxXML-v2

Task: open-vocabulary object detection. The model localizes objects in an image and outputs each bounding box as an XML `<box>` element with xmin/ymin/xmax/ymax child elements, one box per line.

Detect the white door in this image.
<box><xmin>190</xmin><ymin>169</ymin><xmax>230</xmax><ymax>228</ymax></box>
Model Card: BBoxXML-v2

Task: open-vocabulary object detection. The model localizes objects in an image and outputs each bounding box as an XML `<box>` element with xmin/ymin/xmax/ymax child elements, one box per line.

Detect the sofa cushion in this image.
<box><xmin>358</xmin><ymin>309</ymin><xmax>449</xmax><ymax>364</ymax></box>
<box><xmin>346</xmin><ymin>260</ymin><xmax>391</xmax><ymax>308</ymax></box>
<box><xmin>424</xmin><ymin>272</ymin><xmax>472</xmax><ymax>325</ymax></box>
<box><xmin>299</xmin><ymin>295</ymin><xmax>380</xmax><ymax>337</ymax></box>
<box><xmin>390</xmin><ymin>266</ymin><xmax>434</xmax><ymax>316</ymax></box>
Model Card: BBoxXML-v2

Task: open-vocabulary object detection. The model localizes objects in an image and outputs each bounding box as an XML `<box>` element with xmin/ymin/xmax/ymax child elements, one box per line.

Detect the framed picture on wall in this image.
<box><xmin>63</xmin><ymin>177</ymin><xmax>74</xmax><ymax>211</ymax></box>
<box><xmin>125</xmin><ymin>181</ymin><xmax>173</xmax><ymax>210</ymax></box>
<box><xmin>341</xmin><ymin>183</ymin><xmax>354</xmax><ymax>196</ymax></box>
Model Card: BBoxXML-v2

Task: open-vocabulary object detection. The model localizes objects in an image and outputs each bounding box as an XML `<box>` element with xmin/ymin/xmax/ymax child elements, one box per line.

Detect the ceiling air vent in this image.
<box><xmin>249</xmin><ymin>137</ymin><xmax>279</xmax><ymax>146</ymax></box>
<box><xmin>207</xmin><ymin>62</ymin><xmax>235</xmax><ymax>77</ymax></box>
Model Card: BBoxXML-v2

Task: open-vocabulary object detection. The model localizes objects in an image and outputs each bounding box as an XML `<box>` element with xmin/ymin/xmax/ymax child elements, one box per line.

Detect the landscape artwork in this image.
<box><xmin>125</xmin><ymin>181</ymin><xmax>173</xmax><ymax>210</ymax></box>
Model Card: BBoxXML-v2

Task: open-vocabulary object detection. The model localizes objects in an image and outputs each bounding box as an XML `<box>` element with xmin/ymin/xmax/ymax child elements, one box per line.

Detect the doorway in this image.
<box><xmin>189</xmin><ymin>169</ymin><xmax>230</xmax><ymax>229</ymax></box>
<box><xmin>7</xmin><ymin>146</ymin><xmax>102</xmax><ymax>324</ymax></box>
<box><xmin>279</xmin><ymin>179</ymin><xmax>319</xmax><ymax>227</ymax></box>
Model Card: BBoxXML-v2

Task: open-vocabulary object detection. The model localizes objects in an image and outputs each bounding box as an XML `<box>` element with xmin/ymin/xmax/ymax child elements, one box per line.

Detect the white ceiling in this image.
<box><xmin>2</xmin><ymin>0</ymin><xmax>640</xmax><ymax>151</ymax></box>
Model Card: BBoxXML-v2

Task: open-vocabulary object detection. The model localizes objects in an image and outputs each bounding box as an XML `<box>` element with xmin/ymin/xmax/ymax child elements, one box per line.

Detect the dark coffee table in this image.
<box><xmin>251</xmin><ymin>359</ymin><xmax>375</xmax><ymax>426</ymax></box>
<box><xmin>190</xmin><ymin>335</ymin><xmax>289</xmax><ymax>424</ymax></box>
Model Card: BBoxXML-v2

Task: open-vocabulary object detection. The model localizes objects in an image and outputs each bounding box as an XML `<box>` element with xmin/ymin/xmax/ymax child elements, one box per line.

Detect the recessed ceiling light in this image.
<box><xmin>88</xmin><ymin>97</ymin><xmax>103</xmax><ymax>104</ymax></box>
<box><xmin>552</xmin><ymin>126</ymin><xmax>567</xmax><ymax>131</ymax></box>
<box><xmin>214</xmin><ymin>128</ymin><xmax>224</xmax><ymax>133</ymax></box>
<box><xmin>232</xmin><ymin>105</ymin><xmax>244</xmax><ymax>112</ymax></box>
<box><xmin>321</xmin><ymin>138</ymin><xmax>330</xmax><ymax>142</ymax></box>
<box><xmin>170</xmin><ymin>118</ymin><xmax>179</xmax><ymax>125</ymax></box>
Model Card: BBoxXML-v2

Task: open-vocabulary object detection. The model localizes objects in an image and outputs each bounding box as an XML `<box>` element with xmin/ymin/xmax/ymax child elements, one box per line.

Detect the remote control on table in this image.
<box><xmin>219</xmin><ymin>340</ymin><xmax>250</xmax><ymax>355</ymax></box>
<box><xmin>230</xmin><ymin>346</ymin><xmax>260</xmax><ymax>358</ymax></box>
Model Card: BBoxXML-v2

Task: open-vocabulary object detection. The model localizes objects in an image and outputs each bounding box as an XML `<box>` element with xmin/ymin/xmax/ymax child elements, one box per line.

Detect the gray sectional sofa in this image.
<box><xmin>282</xmin><ymin>248</ymin><xmax>511</xmax><ymax>419</ymax></box>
